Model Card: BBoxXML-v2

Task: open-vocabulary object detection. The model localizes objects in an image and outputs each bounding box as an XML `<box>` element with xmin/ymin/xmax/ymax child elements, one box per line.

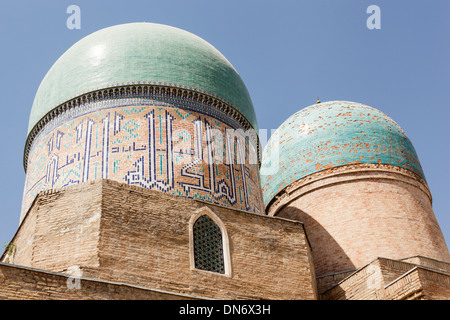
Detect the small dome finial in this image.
<box><xmin>317</xmin><ymin>97</ymin><xmax>321</xmax><ymax>104</ymax></box>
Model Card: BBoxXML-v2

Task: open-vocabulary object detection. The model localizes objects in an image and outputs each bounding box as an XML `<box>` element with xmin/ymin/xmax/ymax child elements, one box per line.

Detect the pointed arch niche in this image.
<box><xmin>189</xmin><ymin>207</ymin><xmax>232</xmax><ymax>277</ymax></box>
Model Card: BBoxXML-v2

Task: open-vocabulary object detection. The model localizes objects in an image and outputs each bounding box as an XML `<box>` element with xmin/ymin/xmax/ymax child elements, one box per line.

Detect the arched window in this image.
<box><xmin>189</xmin><ymin>208</ymin><xmax>231</xmax><ymax>276</ymax></box>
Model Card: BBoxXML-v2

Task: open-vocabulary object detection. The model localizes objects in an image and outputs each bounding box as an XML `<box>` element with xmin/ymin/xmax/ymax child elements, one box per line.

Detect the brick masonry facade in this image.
<box><xmin>4</xmin><ymin>179</ymin><xmax>317</xmax><ymax>300</ymax></box>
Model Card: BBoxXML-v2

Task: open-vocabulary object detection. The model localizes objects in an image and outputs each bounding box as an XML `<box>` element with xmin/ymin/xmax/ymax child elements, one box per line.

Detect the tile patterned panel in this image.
<box><xmin>22</xmin><ymin>99</ymin><xmax>264</xmax><ymax>221</ymax></box>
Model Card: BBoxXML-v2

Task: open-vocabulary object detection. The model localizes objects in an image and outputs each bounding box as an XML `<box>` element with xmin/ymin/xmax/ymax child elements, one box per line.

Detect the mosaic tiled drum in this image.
<box><xmin>21</xmin><ymin>23</ymin><xmax>264</xmax><ymax>221</ymax></box>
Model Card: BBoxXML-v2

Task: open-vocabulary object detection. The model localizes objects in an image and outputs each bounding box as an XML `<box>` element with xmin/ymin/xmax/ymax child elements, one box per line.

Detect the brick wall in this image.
<box><xmin>320</xmin><ymin>259</ymin><xmax>387</xmax><ymax>300</ymax></box>
<box><xmin>22</xmin><ymin>102</ymin><xmax>264</xmax><ymax>222</ymax></box>
<box><xmin>383</xmin><ymin>268</ymin><xmax>424</xmax><ymax>300</ymax></box>
<box><xmin>0</xmin><ymin>262</ymin><xmax>197</xmax><ymax>300</ymax></box>
<box><xmin>93</xmin><ymin>179</ymin><xmax>316</xmax><ymax>299</ymax></box>
<box><xmin>417</xmin><ymin>268</ymin><xmax>450</xmax><ymax>300</ymax></box>
<box><xmin>400</xmin><ymin>256</ymin><xmax>450</xmax><ymax>273</ymax></box>
<box><xmin>272</xmin><ymin>165</ymin><xmax>450</xmax><ymax>276</ymax></box>
<box><xmin>316</xmin><ymin>269</ymin><xmax>356</xmax><ymax>294</ymax></box>
<box><xmin>5</xmin><ymin>181</ymin><xmax>102</xmax><ymax>273</ymax></box>
<box><xmin>320</xmin><ymin>257</ymin><xmax>450</xmax><ymax>300</ymax></box>
<box><xmin>3</xmin><ymin>179</ymin><xmax>317</xmax><ymax>300</ymax></box>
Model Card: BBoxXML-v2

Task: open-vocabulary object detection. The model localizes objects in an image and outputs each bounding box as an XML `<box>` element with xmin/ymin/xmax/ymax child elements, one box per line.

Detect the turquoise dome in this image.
<box><xmin>260</xmin><ymin>101</ymin><xmax>425</xmax><ymax>206</ymax></box>
<box><xmin>28</xmin><ymin>22</ymin><xmax>257</xmax><ymax>134</ymax></box>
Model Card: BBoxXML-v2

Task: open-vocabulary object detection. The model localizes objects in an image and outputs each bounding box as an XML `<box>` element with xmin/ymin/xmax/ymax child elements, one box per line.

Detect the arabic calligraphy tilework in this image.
<box><xmin>22</xmin><ymin>102</ymin><xmax>264</xmax><ymax>218</ymax></box>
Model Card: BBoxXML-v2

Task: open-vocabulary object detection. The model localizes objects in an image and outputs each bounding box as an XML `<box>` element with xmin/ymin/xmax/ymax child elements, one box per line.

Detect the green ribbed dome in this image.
<box><xmin>28</xmin><ymin>22</ymin><xmax>257</xmax><ymax>134</ymax></box>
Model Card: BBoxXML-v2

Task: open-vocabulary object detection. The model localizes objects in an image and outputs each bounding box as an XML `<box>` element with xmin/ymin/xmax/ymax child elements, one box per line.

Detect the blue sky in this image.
<box><xmin>0</xmin><ymin>1</ymin><xmax>449</xmax><ymax>251</ymax></box>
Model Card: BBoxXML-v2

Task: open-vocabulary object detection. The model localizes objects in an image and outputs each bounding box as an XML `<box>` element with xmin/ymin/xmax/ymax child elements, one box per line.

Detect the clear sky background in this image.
<box><xmin>0</xmin><ymin>1</ymin><xmax>449</xmax><ymax>252</ymax></box>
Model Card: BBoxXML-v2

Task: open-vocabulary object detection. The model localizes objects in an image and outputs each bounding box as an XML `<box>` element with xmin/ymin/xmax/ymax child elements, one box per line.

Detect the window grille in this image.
<box><xmin>192</xmin><ymin>214</ymin><xmax>225</xmax><ymax>274</ymax></box>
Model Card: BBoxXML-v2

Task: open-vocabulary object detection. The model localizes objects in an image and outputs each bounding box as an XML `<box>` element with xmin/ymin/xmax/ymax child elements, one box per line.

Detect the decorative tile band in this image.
<box><xmin>22</xmin><ymin>100</ymin><xmax>265</xmax><ymax>221</ymax></box>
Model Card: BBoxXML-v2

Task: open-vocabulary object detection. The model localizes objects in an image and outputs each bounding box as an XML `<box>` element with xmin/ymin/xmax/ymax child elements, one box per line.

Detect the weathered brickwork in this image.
<box><xmin>385</xmin><ymin>267</ymin><xmax>450</xmax><ymax>300</ymax></box>
<box><xmin>0</xmin><ymin>262</ymin><xmax>197</xmax><ymax>300</ymax></box>
<box><xmin>22</xmin><ymin>98</ymin><xmax>263</xmax><ymax>222</ymax></box>
<box><xmin>399</xmin><ymin>256</ymin><xmax>450</xmax><ymax>273</ymax></box>
<box><xmin>11</xmin><ymin>20</ymin><xmax>449</xmax><ymax>300</ymax></box>
<box><xmin>272</xmin><ymin>164</ymin><xmax>450</xmax><ymax>277</ymax></box>
<box><xmin>383</xmin><ymin>268</ymin><xmax>425</xmax><ymax>300</ymax></box>
<box><xmin>320</xmin><ymin>257</ymin><xmax>450</xmax><ymax>300</ymax></box>
<box><xmin>4</xmin><ymin>179</ymin><xmax>317</xmax><ymax>300</ymax></box>
<box><xmin>12</xmin><ymin>181</ymin><xmax>102</xmax><ymax>272</ymax></box>
<box><xmin>316</xmin><ymin>269</ymin><xmax>357</xmax><ymax>294</ymax></box>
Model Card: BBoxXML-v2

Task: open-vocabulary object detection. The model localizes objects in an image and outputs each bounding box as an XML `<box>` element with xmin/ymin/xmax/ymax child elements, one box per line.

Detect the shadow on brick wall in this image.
<box><xmin>275</xmin><ymin>205</ymin><xmax>354</xmax><ymax>277</ymax></box>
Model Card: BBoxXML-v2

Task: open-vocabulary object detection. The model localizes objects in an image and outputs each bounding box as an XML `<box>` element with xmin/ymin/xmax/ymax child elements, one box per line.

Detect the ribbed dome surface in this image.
<box><xmin>28</xmin><ymin>22</ymin><xmax>257</xmax><ymax>134</ymax></box>
<box><xmin>260</xmin><ymin>101</ymin><xmax>425</xmax><ymax>206</ymax></box>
